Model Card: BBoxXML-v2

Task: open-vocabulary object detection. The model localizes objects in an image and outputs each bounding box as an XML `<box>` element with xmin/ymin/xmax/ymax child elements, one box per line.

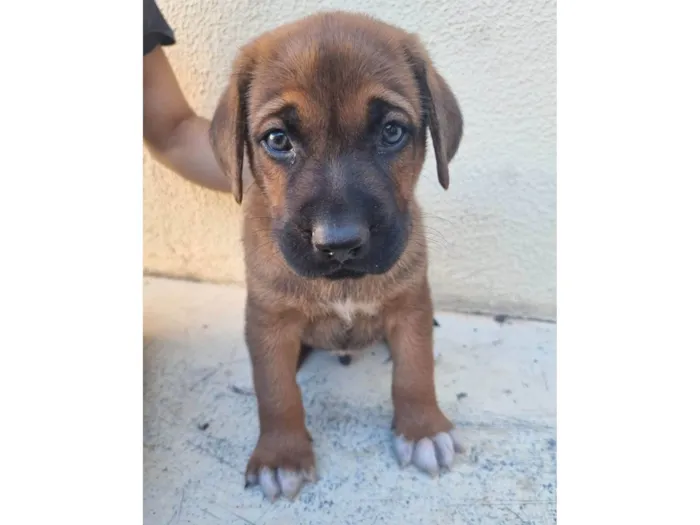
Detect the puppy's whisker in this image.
<box><xmin>414</xmin><ymin>233</ymin><xmax>452</xmax><ymax>247</ymax></box>
<box><xmin>421</xmin><ymin>214</ymin><xmax>458</xmax><ymax>227</ymax></box>
<box><xmin>422</xmin><ymin>238</ymin><xmax>450</xmax><ymax>250</ymax></box>
<box><xmin>422</xmin><ymin>226</ymin><xmax>449</xmax><ymax>241</ymax></box>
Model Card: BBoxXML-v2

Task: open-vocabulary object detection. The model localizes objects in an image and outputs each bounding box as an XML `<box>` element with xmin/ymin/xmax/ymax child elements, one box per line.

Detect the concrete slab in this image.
<box><xmin>144</xmin><ymin>277</ymin><xmax>556</xmax><ymax>524</ymax></box>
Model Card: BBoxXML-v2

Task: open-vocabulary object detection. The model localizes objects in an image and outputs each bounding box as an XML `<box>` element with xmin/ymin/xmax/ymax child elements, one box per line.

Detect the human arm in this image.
<box><xmin>142</xmin><ymin>0</ymin><xmax>231</xmax><ymax>193</ymax></box>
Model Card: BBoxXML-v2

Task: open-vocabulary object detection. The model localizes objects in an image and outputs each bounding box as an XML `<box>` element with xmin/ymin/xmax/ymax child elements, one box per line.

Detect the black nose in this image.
<box><xmin>311</xmin><ymin>222</ymin><xmax>369</xmax><ymax>263</ymax></box>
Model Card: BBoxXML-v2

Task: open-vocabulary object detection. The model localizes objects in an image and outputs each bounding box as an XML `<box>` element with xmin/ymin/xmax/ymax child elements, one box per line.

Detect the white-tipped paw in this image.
<box><xmin>245</xmin><ymin>467</ymin><xmax>317</xmax><ymax>501</ymax></box>
<box><xmin>393</xmin><ymin>429</ymin><xmax>466</xmax><ymax>476</ymax></box>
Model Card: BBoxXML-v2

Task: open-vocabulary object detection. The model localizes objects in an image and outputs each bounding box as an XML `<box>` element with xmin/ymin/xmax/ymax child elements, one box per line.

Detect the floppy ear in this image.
<box><xmin>209</xmin><ymin>50</ymin><xmax>255</xmax><ymax>204</ymax></box>
<box><xmin>405</xmin><ymin>36</ymin><xmax>463</xmax><ymax>190</ymax></box>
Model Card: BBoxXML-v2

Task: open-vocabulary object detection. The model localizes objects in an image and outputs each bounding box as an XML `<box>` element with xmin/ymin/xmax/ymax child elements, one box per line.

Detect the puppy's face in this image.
<box><xmin>211</xmin><ymin>12</ymin><xmax>463</xmax><ymax>280</ymax></box>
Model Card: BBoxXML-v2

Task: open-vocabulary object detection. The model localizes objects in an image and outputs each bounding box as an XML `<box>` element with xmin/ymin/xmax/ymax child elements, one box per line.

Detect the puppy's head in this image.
<box><xmin>211</xmin><ymin>12</ymin><xmax>462</xmax><ymax>280</ymax></box>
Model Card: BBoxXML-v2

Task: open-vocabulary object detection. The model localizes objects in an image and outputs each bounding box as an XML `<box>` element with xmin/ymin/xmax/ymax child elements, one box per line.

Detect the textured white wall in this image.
<box><xmin>143</xmin><ymin>0</ymin><xmax>556</xmax><ymax>320</ymax></box>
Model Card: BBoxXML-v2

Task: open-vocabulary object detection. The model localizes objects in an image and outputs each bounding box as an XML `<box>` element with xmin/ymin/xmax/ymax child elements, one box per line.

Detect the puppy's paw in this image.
<box><xmin>392</xmin><ymin>409</ymin><xmax>465</xmax><ymax>476</ymax></box>
<box><xmin>393</xmin><ymin>429</ymin><xmax>466</xmax><ymax>476</ymax></box>
<box><xmin>245</xmin><ymin>432</ymin><xmax>317</xmax><ymax>501</ymax></box>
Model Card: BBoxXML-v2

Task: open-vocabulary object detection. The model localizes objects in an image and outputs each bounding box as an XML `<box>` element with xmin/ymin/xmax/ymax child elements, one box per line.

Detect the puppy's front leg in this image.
<box><xmin>385</xmin><ymin>282</ymin><xmax>465</xmax><ymax>476</ymax></box>
<box><xmin>244</xmin><ymin>300</ymin><xmax>316</xmax><ymax>501</ymax></box>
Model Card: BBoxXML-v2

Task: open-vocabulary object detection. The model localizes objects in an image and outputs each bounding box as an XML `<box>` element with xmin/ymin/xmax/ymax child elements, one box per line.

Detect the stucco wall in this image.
<box><xmin>143</xmin><ymin>0</ymin><xmax>556</xmax><ymax>320</ymax></box>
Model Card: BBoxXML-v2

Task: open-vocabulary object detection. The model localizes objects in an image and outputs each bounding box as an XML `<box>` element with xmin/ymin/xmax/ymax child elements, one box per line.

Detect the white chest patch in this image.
<box><xmin>328</xmin><ymin>300</ymin><xmax>380</xmax><ymax>324</ymax></box>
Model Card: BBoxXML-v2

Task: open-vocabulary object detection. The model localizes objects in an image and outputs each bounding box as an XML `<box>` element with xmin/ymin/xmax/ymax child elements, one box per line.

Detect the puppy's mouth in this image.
<box><xmin>279</xmin><ymin>237</ymin><xmax>405</xmax><ymax>281</ymax></box>
<box><xmin>322</xmin><ymin>266</ymin><xmax>368</xmax><ymax>280</ymax></box>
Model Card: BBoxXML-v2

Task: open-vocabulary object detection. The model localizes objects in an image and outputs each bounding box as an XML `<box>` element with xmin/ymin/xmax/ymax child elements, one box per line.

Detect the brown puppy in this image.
<box><xmin>210</xmin><ymin>11</ymin><xmax>464</xmax><ymax>501</ymax></box>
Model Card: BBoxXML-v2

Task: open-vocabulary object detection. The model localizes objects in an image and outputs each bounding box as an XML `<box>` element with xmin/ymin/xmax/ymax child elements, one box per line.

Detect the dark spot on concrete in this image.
<box><xmin>229</xmin><ymin>385</ymin><xmax>255</xmax><ymax>396</ymax></box>
<box><xmin>547</xmin><ymin>438</ymin><xmax>556</xmax><ymax>450</ymax></box>
<box><xmin>197</xmin><ymin>422</ymin><xmax>210</xmax><ymax>431</ymax></box>
<box><xmin>503</xmin><ymin>389</ymin><xmax>512</xmax><ymax>395</ymax></box>
<box><xmin>533</xmin><ymin>358</ymin><xmax>539</xmax><ymax>363</ymax></box>
<box><xmin>473</xmin><ymin>328</ymin><xmax>478</xmax><ymax>332</ymax></box>
<box><xmin>433</xmin><ymin>318</ymin><xmax>440</xmax><ymax>327</ymax></box>
<box><xmin>202</xmin><ymin>324</ymin><xmax>208</xmax><ymax>329</ymax></box>
<box><xmin>338</xmin><ymin>355</ymin><xmax>352</xmax><ymax>366</ymax></box>
<box><xmin>481</xmin><ymin>459</ymin><xmax>496</xmax><ymax>471</ymax></box>
<box><xmin>494</xmin><ymin>314</ymin><xmax>508</xmax><ymax>324</ymax></box>
<box><xmin>457</xmin><ymin>392</ymin><xmax>468</xmax><ymax>400</ymax></box>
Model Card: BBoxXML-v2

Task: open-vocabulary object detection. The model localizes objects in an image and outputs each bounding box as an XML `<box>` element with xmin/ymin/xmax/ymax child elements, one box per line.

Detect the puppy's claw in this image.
<box><xmin>259</xmin><ymin>467</ymin><xmax>280</xmax><ymax>501</ymax></box>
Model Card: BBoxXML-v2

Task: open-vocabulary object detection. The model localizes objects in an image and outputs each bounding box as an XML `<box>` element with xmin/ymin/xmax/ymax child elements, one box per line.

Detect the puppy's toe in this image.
<box><xmin>413</xmin><ymin>437</ymin><xmax>440</xmax><ymax>476</ymax></box>
<box><xmin>392</xmin><ymin>430</ymin><xmax>465</xmax><ymax>476</ymax></box>
<box><xmin>259</xmin><ymin>467</ymin><xmax>281</xmax><ymax>501</ymax></box>
<box><xmin>278</xmin><ymin>469</ymin><xmax>305</xmax><ymax>499</ymax></box>
<box><xmin>246</xmin><ymin>466</ymin><xmax>316</xmax><ymax>502</ymax></box>
<box><xmin>393</xmin><ymin>434</ymin><xmax>414</xmax><ymax>467</ymax></box>
<box><xmin>433</xmin><ymin>432</ymin><xmax>455</xmax><ymax>468</ymax></box>
<box><xmin>245</xmin><ymin>432</ymin><xmax>317</xmax><ymax>501</ymax></box>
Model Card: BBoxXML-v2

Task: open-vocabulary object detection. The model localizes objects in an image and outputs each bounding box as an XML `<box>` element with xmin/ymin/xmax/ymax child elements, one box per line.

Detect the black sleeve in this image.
<box><xmin>144</xmin><ymin>0</ymin><xmax>175</xmax><ymax>56</ymax></box>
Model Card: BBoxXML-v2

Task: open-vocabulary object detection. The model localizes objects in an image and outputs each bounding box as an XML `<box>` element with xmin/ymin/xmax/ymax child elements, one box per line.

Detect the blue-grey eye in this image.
<box><xmin>263</xmin><ymin>130</ymin><xmax>292</xmax><ymax>152</ymax></box>
<box><xmin>381</xmin><ymin>122</ymin><xmax>406</xmax><ymax>147</ymax></box>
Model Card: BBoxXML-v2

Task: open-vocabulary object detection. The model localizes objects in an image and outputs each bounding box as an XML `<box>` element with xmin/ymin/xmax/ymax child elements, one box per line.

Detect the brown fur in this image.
<box><xmin>210</xmin><ymin>11</ymin><xmax>463</xmax><ymax>489</ymax></box>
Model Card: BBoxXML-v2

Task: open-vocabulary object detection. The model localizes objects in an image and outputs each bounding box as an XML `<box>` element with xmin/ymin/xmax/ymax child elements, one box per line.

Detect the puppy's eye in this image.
<box><xmin>380</xmin><ymin>122</ymin><xmax>407</xmax><ymax>149</ymax></box>
<box><xmin>261</xmin><ymin>130</ymin><xmax>294</xmax><ymax>159</ymax></box>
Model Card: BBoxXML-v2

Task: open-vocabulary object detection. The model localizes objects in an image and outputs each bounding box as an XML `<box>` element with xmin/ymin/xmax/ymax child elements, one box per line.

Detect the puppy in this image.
<box><xmin>210</xmin><ymin>11</ymin><xmax>464</xmax><ymax>501</ymax></box>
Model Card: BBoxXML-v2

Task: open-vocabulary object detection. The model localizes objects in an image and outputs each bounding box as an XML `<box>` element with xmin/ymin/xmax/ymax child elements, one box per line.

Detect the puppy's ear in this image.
<box><xmin>209</xmin><ymin>49</ymin><xmax>255</xmax><ymax>203</ymax></box>
<box><xmin>405</xmin><ymin>36</ymin><xmax>463</xmax><ymax>190</ymax></box>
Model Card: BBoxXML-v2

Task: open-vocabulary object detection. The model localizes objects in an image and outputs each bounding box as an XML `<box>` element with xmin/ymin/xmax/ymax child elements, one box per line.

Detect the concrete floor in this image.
<box><xmin>144</xmin><ymin>277</ymin><xmax>556</xmax><ymax>525</ymax></box>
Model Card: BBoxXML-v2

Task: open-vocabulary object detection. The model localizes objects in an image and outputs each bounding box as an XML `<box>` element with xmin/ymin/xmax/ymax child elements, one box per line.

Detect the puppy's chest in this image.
<box><xmin>327</xmin><ymin>299</ymin><xmax>380</xmax><ymax>323</ymax></box>
<box><xmin>302</xmin><ymin>299</ymin><xmax>384</xmax><ymax>351</ymax></box>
